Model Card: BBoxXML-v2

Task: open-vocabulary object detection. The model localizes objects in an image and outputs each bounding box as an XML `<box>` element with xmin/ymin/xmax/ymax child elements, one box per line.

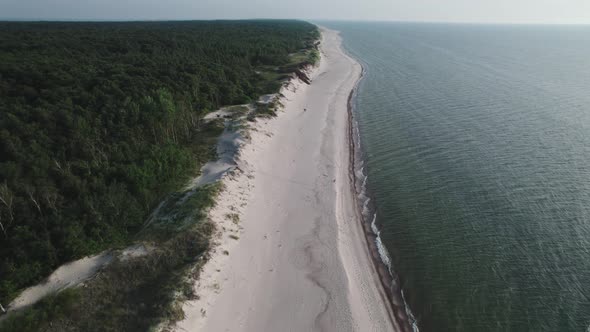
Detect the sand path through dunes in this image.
<box><xmin>175</xmin><ymin>27</ymin><xmax>397</xmax><ymax>332</ymax></box>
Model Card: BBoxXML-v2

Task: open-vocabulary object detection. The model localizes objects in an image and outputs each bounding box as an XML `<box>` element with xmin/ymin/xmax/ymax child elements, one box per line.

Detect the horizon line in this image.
<box><xmin>1</xmin><ymin>17</ymin><xmax>589</xmax><ymax>26</ymax></box>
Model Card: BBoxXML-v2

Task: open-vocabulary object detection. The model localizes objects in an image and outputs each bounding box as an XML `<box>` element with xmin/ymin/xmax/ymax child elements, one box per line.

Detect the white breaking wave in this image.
<box><xmin>370</xmin><ymin>213</ymin><xmax>392</xmax><ymax>270</ymax></box>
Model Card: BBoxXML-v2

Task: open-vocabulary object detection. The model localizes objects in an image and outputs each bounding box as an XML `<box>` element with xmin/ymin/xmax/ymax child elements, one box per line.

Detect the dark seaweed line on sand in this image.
<box><xmin>346</xmin><ymin>64</ymin><xmax>416</xmax><ymax>332</ymax></box>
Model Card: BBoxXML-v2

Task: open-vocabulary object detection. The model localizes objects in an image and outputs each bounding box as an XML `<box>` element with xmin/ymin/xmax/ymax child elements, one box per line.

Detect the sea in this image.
<box><xmin>323</xmin><ymin>21</ymin><xmax>590</xmax><ymax>332</ymax></box>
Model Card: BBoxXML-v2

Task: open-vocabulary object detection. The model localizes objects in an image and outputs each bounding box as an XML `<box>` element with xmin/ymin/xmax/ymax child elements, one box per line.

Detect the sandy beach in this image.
<box><xmin>175</xmin><ymin>27</ymin><xmax>399</xmax><ymax>332</ymax></box>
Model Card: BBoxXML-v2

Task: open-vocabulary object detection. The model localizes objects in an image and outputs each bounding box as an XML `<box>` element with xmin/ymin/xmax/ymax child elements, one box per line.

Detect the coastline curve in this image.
<box><xmin>344</xmin><ymin>45</ymin><xmax>419</xmax><ymax>332</ymax></box>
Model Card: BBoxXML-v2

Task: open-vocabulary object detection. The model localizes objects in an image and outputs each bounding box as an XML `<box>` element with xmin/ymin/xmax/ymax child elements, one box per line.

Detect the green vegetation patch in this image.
<box><xmin>0</xmin><ymin>289</ymin><xmax>81</xmax><ymax>332</ymax></box>
<box><xmin>0</xmin><ymin>221</ymin><xmax>214</xmax><ymax>332</ymax></box>
<box><xmin>146</xmin><ymin>183</ymin><xmax>221</xmax><ymax>238</ymax></box>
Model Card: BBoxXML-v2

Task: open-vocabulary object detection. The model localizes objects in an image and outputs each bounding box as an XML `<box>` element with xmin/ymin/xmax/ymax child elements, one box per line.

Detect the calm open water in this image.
<box><xmin>325</xmin><ymin>22</ymin><xmax>590</xmax><ymax>331</ymax></box>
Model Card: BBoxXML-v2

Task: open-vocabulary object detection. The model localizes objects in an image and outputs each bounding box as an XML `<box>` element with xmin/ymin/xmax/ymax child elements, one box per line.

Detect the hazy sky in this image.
<box><xmin>2</xmin><ymin>0</ymin><xmax>590</xmax><ymax>24</ymax></box>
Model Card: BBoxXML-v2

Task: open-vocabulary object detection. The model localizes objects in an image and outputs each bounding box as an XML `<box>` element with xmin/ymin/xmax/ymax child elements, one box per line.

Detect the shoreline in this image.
<box><xmin>174</xmin><ymin>27</ymin><xmax>400</xmax><ymax>331</ymax></box>
<box><xmin>346</xmin><ymin>63</ymin><xmax>417</xmax><ymax>332</ymax></box>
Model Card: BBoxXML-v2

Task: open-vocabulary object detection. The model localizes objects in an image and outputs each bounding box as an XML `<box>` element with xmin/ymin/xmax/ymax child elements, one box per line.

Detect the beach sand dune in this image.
<box><xmin>175</xmin><ymin>28</ymin><xmax>398</xmax><ymax>332</ymax></box>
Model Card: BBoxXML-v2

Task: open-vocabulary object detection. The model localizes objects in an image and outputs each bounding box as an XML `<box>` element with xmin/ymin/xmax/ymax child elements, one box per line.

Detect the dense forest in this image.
<box><xmin>0</xmin><ymin>20</ymin><xmax>319</xmax><ymax>307</ymax></box>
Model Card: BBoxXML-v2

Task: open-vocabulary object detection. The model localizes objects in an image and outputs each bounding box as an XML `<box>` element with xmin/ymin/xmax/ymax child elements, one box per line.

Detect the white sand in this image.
<box><xmin>5</xmin><ymin>244</ymin><xmax>153</xmax><ymax>313</ymax></box>
<box><xmin>7</xmin><ymin>252</ymin><xmax>113</xmax><ymax>311</ymax></box>
<box><xmin>119</xmin><ymin>244</ymin><xmax>152</xmax><ymax>261</ymax></box>
<box><xmin>174</xmin><ymin>28</ymin><xmax>399</xmax><ymax>331</ymax></box>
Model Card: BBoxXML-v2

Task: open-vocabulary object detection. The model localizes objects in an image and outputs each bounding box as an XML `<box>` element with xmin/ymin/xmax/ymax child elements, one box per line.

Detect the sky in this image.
<box><xmin>1</xmin><ymin>0</ymin><xmax>590</xmax><ymax>24</ymax></box>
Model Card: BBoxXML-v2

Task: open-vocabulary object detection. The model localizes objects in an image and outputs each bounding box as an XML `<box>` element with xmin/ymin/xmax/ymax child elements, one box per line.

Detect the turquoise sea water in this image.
<box><xmin>325</xmin><ymin>22</ymin><xmax>590</xmax><ymax>331</ymax></box>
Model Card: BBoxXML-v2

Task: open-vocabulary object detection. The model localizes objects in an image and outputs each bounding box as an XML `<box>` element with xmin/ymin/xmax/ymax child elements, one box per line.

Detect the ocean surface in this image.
<box><xmin>325</xmin><ymin>22</ymin><xmax>590</xmax><ymax>331</ymax></box>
